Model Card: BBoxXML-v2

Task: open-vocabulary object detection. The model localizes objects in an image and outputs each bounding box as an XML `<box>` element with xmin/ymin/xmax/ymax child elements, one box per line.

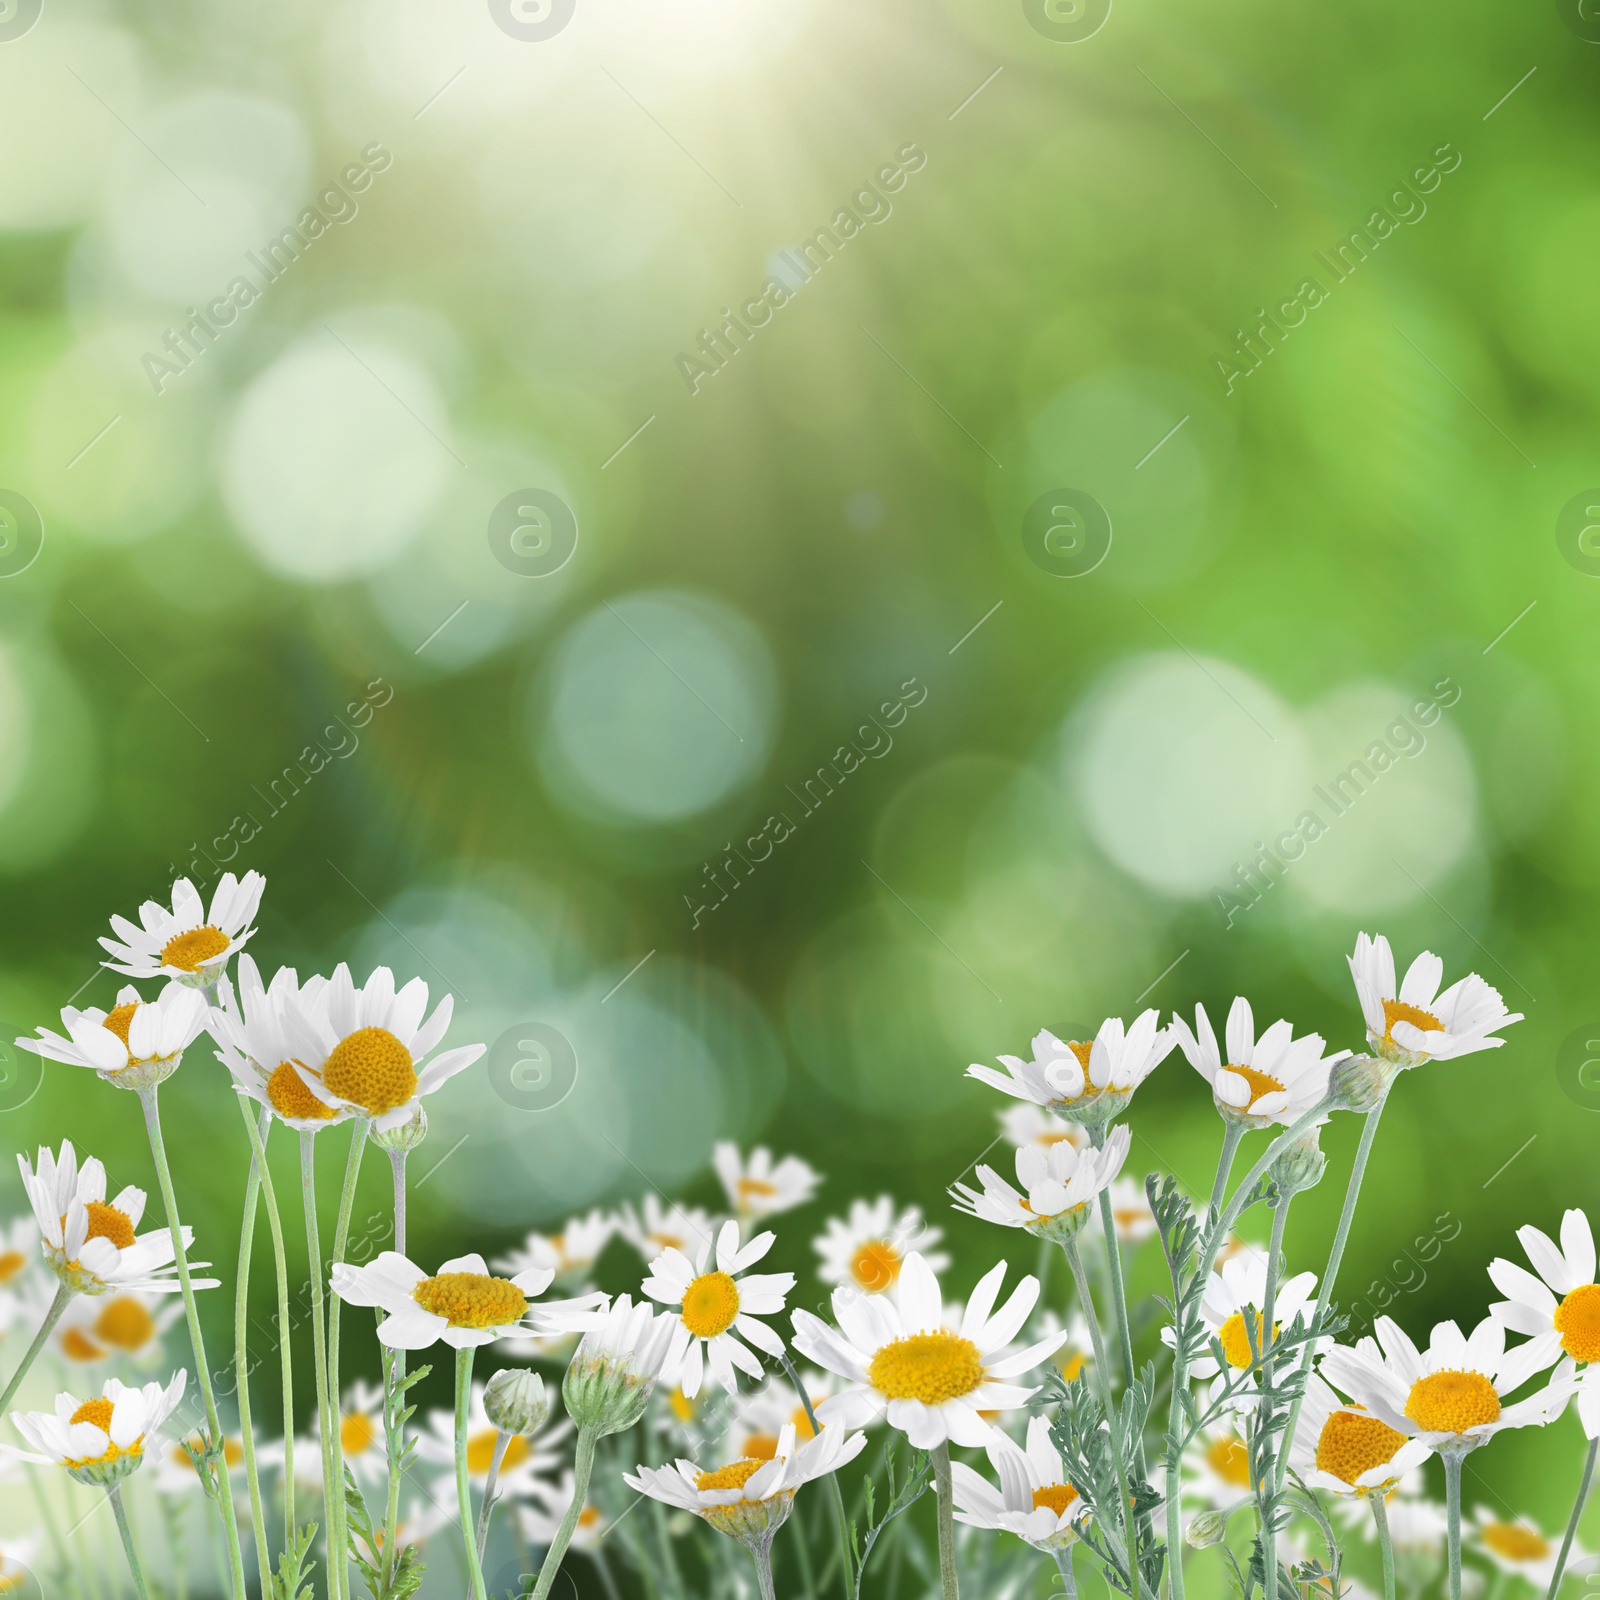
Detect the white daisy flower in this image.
<box><xmin>813</xmin><ymin>1197</ymin><xmax>948</xmax><ymax>1296</ymax></box>
<box><xmin>951</xmin><ymin>1415</ymin><xmax>1086</xmax><ymax>1551</ymax></box>
<box><xmin>493</xmin><ymin>1209</ymin><xmax>616</xmax><ymax>1287</ymax></box>
<box><xmin>951</xmin><ymin>1125</ymin><xmax>1131</xmax><ymax>1244</ymax></box>
<box><xmin>53</xmin><ymin>1290</ymin><xmax>182</xmax><ymax>1366</ymax></box>
<box><xmin>1319</xmin><ymin>1315</ymin><xmax>1575</xmax><ymax>1451</ymax></box>
<box><xmin>19</xmin><ymin>984</ymin><xmax>208</xmax><ymax>1090</ymax></box>
<box><xmin>290</xmin><ymin>964</ymin><xmax>485</xmax><ymax>1134</ymax></box>
<box><xmin>415</xmin><ymin>1380</ymin><xmax>569</xmax><ymax>1500</ymax></box>
<box><xmin>1101</xmin><ymin>1176</ymin><xmax>1159</xmax><ymax>1246</ymax></box>
<box><xmin>521</xmin><ymin>1475</ymin><xmax>607</xmax><ymax>1551</ymax></box>
<box><xmin>644</xmin><ymin>1220</ymin><xmax>795</xmax><ymax>1399</ymax></box>
<box><xmin>792</xmin><ymin>1251</ymin><xmax>1063</xmax><ymax>1449</ymax></box>
<box><xmin>1488</xmin><ymin>1207</ymin><xmax>1600</xmax><ymax>1436</ymax></box>
<box><xmin>1182</xmin><ymin>1392</ymin><xmax>1254</xmax><ymax>1510</ymax></box>
<box><xmin>616</xmin><ymin>1195</ymin><xmax>717</xmax><ymax>1262</ymax></box>
<box><xmin>0</xmin><ymin>1216</ymin><xmax>39</xmax><ymax>1292</ymax></box>
<box><xmin>212</xmin><ymin>959</ymin><xmax>346</xmax><ymax>1132</ymax></box>
<box><xmin>1469</xmin><ymin>1506</ymin><xmax>1590</xmax><ymax>1587</ymax></box>
<box><xmin>19</xmin><ymin>1142</ymin><xmax>213</xmax><ymax>1296</ymax></box>
<box><xmin>1288</xmin><ymin>1373</ymin><xmax>1433</xmax><ymax>1497</ymax></box>
<box><xmin>713</xmin><ymin>1143</ymin><xmax>822</xmax><ymax>1222</ymax></box>
<box><xmin>330</xmin><ymin>1249</ymin><xmax>601</xmax><ymax>1351</ymax></box>
<box><xmin>99</xmin><ymin>872</ymin><xmax>265</xmax><ymax>986</ymax></box>
<box><xmin>331</xmin><ymin>1380</ymin><xmax>389</xmax><ymax>1488</ymax></box>
<box><xmin>1162</xmin><ymin>1248</ymin><xmax>1317</xmax><ymax>1383</ymax></box>
<box><xmin>153</xmin><ymin>1430</ymin><xmax>249</xmax><ymax>1496</ymax></box>
<box><xmin>11</xmin><ymin>1371</ymin><xmax>186</xmax><ymax>1484</ymax></box>
<box><xmin>729</xmin><ymin>1369</ymin><xmax>842</xmax><ymax>1461</ymax></box>
<box><xmin>997</xmin><ymin>1102</ymin><xmax>1090</xmax><ymax>1155</ymax></box>
<box><xmin>966</xmin><ymin>1012</ymin><xmax>1176</xmax><ymax>1128</ymax></box>
<box><xmin>1169</xmin><ymin>998</ymin><xmax>1340</xmax><ymax>1128</ymax></box>
<box><xmin>1348</xmin><ymin>933</ymin><xmax>1521</xmax><ymax>1066</ymax></box>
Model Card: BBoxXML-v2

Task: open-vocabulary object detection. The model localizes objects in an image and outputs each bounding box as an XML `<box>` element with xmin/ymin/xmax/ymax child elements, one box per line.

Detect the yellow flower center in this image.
<box><xmin>681</xmin><ymin>1271</ymin><xmax>741</xmax><ymax>1338</ymax></box>
<box><xmin>160</xmin><ymin>925</ymin><xmax>231</xmax><ymax>971</ymax></box>
<box><xmin>850</xmin><ymin>1240</ymin><xmax>903</xmax><ymax>1291</ymax></box>
<box><xmin>1405</xmin><ymin>1369</ymin><xmax>1501</xmax><ymax>1434</ymax></box>
<box><xmin>578</xmin><ymin>1506</ymin><xmax>602</xmax><ymax>1529</ymax></box>
<box><xmin>791</xmin><ymin>1404</ymin><xmax>818</xmax><ymax>1440</ymax></box>
<box><xmin>95</xmin><ymin>1296</ymin><xmax>156</xmax><ymax>1351</ymax></box>
<box><xmin>737</xmin><ymin>1177</ymin><xmax>778</xmax><ymax>1205</ymax></box>
<box><xmin>1060</xmin><ymin>1350</ymin><xmax>1087</xmax><ymax>1382</ymax></box>
<box><xmin>1555</xmin><ymin>1283</ymin><xmax>1600</xmax><ymax>1364</ymax></box>
<box><xmin>1113</xmin><ymin>1208</ymin><xmax>1148</xmax><ymax>1232</ymax></box>
<box><xmin>266</xmin><ymin>1061</ymin><xmax>337</xmax><ymax>1122</ymax></box>
<box><xmin>1314</xmin><ymin>1409</ymin><xmax>1409</xmax><ymax>1487</ymax></box>
<box><xmin>1033</xmin><ymin>1483</ymin><xmax>1080</xmax><ymax>1516</ymax></box>
<box><xmin>84</xmin><ymin>1202</ymin><xmax>136</xmax><ymax>1251</ymax></box>
<box><xmin>1381</xmin><ymin>999</ymin><xmax>1444</xmax><ymax>1047</ymax></box>
<box><xmin>71</xmin><ymin>1397</ymin><xmax>115</xmax><ymax>1431</ymax></box>
<box><xmin>1207</xmin><ymin>1436</ymin><xmax>1251</xmax><ymax>1488</ymax></box>
<box><xmin>0</xmin><ymin>1249</ymin><xmax>26</xmax><ymax>1282</ymax></box>
<box><xmin>695</xmin><ymin>1458</ymin><xmax>766</xmax><ymax>1492</ymax></box>
<box><xmin>466</xmin><ymin>1429</ymin><xmax>531</xmax><ymax>1476</ymax></box>
<box><xmin>61</xmin><ymin>1328</ymin><xmax>105</xmax><ymax>1362</ymax></box>
<box><xmin>102</xmin><ymin>1003</ymin><xmax>139</xmax><ymax>1047</ymax></box>
<box><xmin>1482</xmin><ymin>1522</ymin><xmax>1550</xmax><ymax>1562</ymax></box>
<box><xmin>341</xmin><ymin>1413</ymin><xmax>376</xmax><ymax>1455</ymax></box>
<box><xmin>1218</xmin><ymin>1310</ymin><xmax>1276</xmax><ymax>1369</ymax></box>
<box><xmin>744</xmin><ymin>1431</ymin><xmax>781</xmax><ymax>1461</ymax></box>
<box><xmin>411</xmin><ymin>1272</ymin><xmax>529</xmax><ymax>1329</ymax></box>
<box><xmin>1227</xmin><ymin>1064</ymin><xmax>1284</xmax><ymax>1108</ymax></box>
<box><xmin>668</xmin><ymin>1387</ymin><xmax>696</xmax><ymax>1422</ymax></box>
<box><xmin>867</xmin><ymin>1331</ymin><xmax>985</xmax><ymax>1404</ymax></box>
<box><xmin>322</xmin><ymin>1027</ymin><xmax>417</xmax><ymax>1116</ymax></box>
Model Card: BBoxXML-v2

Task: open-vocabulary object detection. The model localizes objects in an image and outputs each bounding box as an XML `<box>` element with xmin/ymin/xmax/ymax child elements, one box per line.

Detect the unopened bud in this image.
<box><xmin>371</xmin><ymin>1103</ymin><xmax>428</xmax><ymax>1153</ymax></box>
<box><xmin>1329</xmin><ymin>1052</ymin><xmax>1395</xmax><ymax>1114</ymax></box>
<box><xmin>1270</xmin><ymin>1126</ymin><xmax>1326</xmax><ymax>1197</ymax></box>
<box><xmin>1186</xmin><ymin>1510</ymin><xmax>1227</xmax><ymax>1549</ymax></box>
<box><xmin>484</xmin><ymin>1368</ymin><xmax>549</xmax><ymax>1436</ymax></box>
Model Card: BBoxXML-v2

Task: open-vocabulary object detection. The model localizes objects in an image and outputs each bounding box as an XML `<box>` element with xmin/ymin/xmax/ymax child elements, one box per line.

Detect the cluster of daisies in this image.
<box><xmin>0</xmin><ymin>871</ymin><xmax>1587</xmax><ymax>1600</ymax></box>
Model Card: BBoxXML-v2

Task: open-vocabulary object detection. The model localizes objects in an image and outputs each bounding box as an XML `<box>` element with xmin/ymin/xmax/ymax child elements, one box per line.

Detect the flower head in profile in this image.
<box><xmin>952</xmin><ymin>1416</ymin><xmax>1087</xmax><ymax>1551</ymax></box>
<box><xmin>563</xmin><ymin>1293</ymin><xmax>677</xmax><ymax>1436</ymax></box>
<box><xmin>967</xmin><ymin>1012</ymin><xmax>1175</xmax><ymax>1129</ymax></box>
<box><xmin>212</xmin><ymin>959</ymin><xmax>344</xmax><ymax>1132</ymax></box>
<box><xmin>813</xmin><ymin>1197</ymin><xmax>947</xmax><ymax>1297</ymax></box>
<box><xmin>1170</xmin><ymin>998</ymin><xmax>1340</xmax><ymax>1128</ymax></box>
<box><xmin>793</xmin><ymin>1252</ymin><xmax>1062</xmax><ymax>1448</ymax></box>
<box><xmin>1163</xmin><ymin>1248</ymin><xmax>1317</xmax><ymax>1384</ymax></box>
<box><xmin>11</xmin><ymin>1371</ymin><xmax>186</xmax><ymax>1486</ymax></box>
<box><xmin>19</xmin><ymin>984</ymin><xmax>208</xmax><ymax>1091</ymax></box>
<box><xmin>615</xmin><ymin>1195</ymin><xmax>716</xmax><ymax>1262</ymax></box>
<box><xmin>100</xmin><ymin>872</ymin><xmax>264</xmax><ymax>987</ymax></box>
<box><xmin>645</xmin><ymin>1221</ymin><xmax>794</xmax><ymax>1399</ymax></box>
<box><xmin>1348</xmin><ymin>933</ymin><xmax>1521</xmax><ymax>1067</ymax></box>
<box><xmin>952</xmin><ymin>1125</ymin><xmax>1131</xmax><ymax>1244</ymax></box>
<box><xmin>713</xmin><ymin>1144</ymin><xmax>821</xmax><ymax>1222</ymax></box>
<box><xmin>1470</xmin><ymin>1506</ymin><xmax>1589</xmax><ymax>1587</ymax></box>
<box><xmin>1288</xmin><ymin>1373</ymin><xmax>1433</xmax><ymax>1497</ymax></box>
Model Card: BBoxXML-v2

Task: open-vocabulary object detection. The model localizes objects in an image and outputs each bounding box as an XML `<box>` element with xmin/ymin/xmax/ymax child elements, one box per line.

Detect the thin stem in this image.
<box><xmin>476</xmin><ymin>1431</ymin><xmax>511</xmax><ymax>1561</ymax></box>
<box><xmin>1256</xmin><ymin>1196</ymin><xmax>1293</xmax><ymax>1600</ymax></box>
<box><xmin>530</xmin><ymin>1426</ymin><xmax>597</xmax><ymax>1600</ymax></box>
<box><xmin>380</xmin><ymin>1149</ymin><xmax>408</xmax><ymax>1589</ymax></box>
<box><xmin>109</xmin><ymin>1484</ymin><xmax>151</xmax><ymax>1600</ymax></box>
<box><xmin>1090</xmin><ymin>1122</ymin><xmax>1136</xmax><ymax>1391</ymax></box>
<box><xmin>1548</xmin><ymin>1436</ymin><xmax>1597</xmax><ymax>1600</ymax></box>
<box><xmin>301</xmin><ymin>1131</ymin><xmax>337</xmax><ymax>1596</ymax></box>
<box><xmin>326</xmin><ymin>1117</ymin><xmax>370</xmax><ymax>1600</ymax></box>
<box><xmin>1372</xmin><ymin>1491</ymin><xmax>1397</xmax><ymax>1600</ymax></box>
<box><xmin>1444</xmin><ymin>1452</ymin><xmax>1463</xmax><ymax>1600</ymax></box>
<box><xmin>1208</xmin><ymin>1121</ymin><xmax>1246</xmax><ymax>1226</ymax></box>
<box><xmin>0</xmin><ymin>1280</ymin><xmax>72</xmax><ymax>1412</ymax></box>
<box><xmin>1055</xmin><ymin>1546</ymin><xmax>1078</xmax><ymax>1599</ymax></box>
<box><xmin>750</xmin><ymin>1538</ymin><xmax>778</xmax><ymax>1600</ymax></box>
<box><xmin>139</xmin><ymin>1085</ymin><xmax>247</xmax><ymax>1600</ymax></box>
<box><xmin>233</xmin><ymin>1101</ymin><xmax>274</xmax><ymax>1598</ymax></box>
<box><xmin>780</xmin><ymin>1350</ymin><xmax>854</xmax><ymax>1590</ymax></box>
<box><xmin>455</xmin><ymin>1347</ymin><xmax>490</xmax><ymax>1600</ymax></box>
<box><xmin>932</xmin><ymin>1442</ymin><xmax>959</xmax><ymax>1600</ymax></box>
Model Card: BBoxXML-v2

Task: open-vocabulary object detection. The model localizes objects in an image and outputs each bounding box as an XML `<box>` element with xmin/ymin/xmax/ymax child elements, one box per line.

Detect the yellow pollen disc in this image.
<box><xmin>1482</xmin><ymin>1522</ymin><xmax>1550</xmax><ymax>1562</ymax></box>
<box><xmin>695</xmin><ymin>1458</ymin><xmax>766</xmax><ymax>1492</ymax></box>
<box><xmin>71</xmin><ymin>1397</ymin><xmax>115</xmax><ymax>1431</ymax></box>
<box><xmin>737</xmin><ymin>1177</ymin><xmax>778</xmax><ymax>1201</ymax></box>
<box><xmin>744</xmin><ymin>1431</ymin><xmax>781</xmax><ymax>1461</ymax></box>
<box><xmin>1555</xmin><ymin>1283</ymin><xmax>1600</xmax><ymax>1364</ymax></box>
<box><xmin>161</xmin><ymin>924</ymin><xmax>231</xmax><ymax>972</ymax></box>
<box><xmin>1207</xmin><ymin>1436</ymin><xmax>1251</xmax><ymax>1488</ymax></box>
<box><xmin>1060</xmin><ymin>1351</ymin><xmax>1087</xmax><ymax>1382</ymax></box>
<box><xmin>411</xmin><ymin>1272</ymin><xmax>529</xmax><ymax>1330</ymax></box>
<box><xmin>0</xmin><ymin>1249</ymin><xmax>26</xmax><ymax>1282</ymax></box>
<box><xmin>61</xmin><ymin>1328</ymin><xmax>105</xmax><ymax>1362</ymax></box>
<box><xmin>1033</xmin><ymin>1483</ymin><xmax>1080</xmax><ymax>1517</ymax></box>
<box><xmin>1381</xmin><ymin>999</ymin><xmax>1444</xmax><ymax>1046</ymax></box>
<box><xmin>1405</xmin><ymin>1369</ymin><xmax>1501</xmax><ymax>1434</ymax></box>
<box><xmin>95</xmin><ymin>1297</ymin><xmax>156</xmax><ymax>1351</ymax></box>
<box><xmin>266</xmin><ymin>1061</ymin><xmax>337</xmax><ymax>1122</ymax></box>
<box><xmin>322</xmin><ymin>1026</ymin><xmax>417</xmax><ymax>1116</ymax></box>
<box><xmin>850</xmin><ymin>1240</ymin><xmax>903</xmax><ymax>1291</ymax></box>
<box><xmin>790</xmin><ymin>1404</ymin><xmax>818</xmax><ymax>1440</ymax></box>
<box><xmin>578</xmin><ymin>1506</ymin><xmax>602</xmax><ymax>1529</ymax></box>
<box><xmin>341</xmin><ymin>1413</ymin><xmax>376</xmax><ymax>1455</ymax></box>
<box><xmin>84</xmin><ymin>1201</ymin><xmax>137</xmax><ymax>1251</ymax></box>
<box><xmin>668</xmin><ymin>1388</ymin><xmax>696</xmax><ymax>1422</ymax></box>
<box><xmin>1218</xmin><ymin>1310</ymin><xmax>1276</xmax><ymax>1369</ymax></box>
<box><xmin>1314</xmin><ymin>1410</ymin><xmax>1409</xmax><ymax>1486</ymax></box>
<box><xmin>466</xmin><ymin>1429</ymin><xmax>531</xmax><ymax>1476</ymax></box>
<box><xmin>1227</xmin><ymin>1064</ymin><xmax>1284</xmax><ymax>1108</ymax></box>
<box><xmin>1067</xmin><ymin>1040</ymin><xmax>1093</xmax><ymax>1070</ymax></box>
<box><xmin>102</xmin><ymin>1003</ymin><xmax>139</xmax><ymax>1047</ymax></box>
<box><xmin>680</xmin><ymin>1271</ymin><xmax>741</xmax><ymax>1338</ymax></box>
<box><xmin>867</xmin><ymin>1331</ymin><xmax>985</xmax><ymax>1404</ymax></box>
<box><xmin>1113</xmin><ymin>1209</ymin><xmax>1147</xmax><ymax>1230</ymax></box>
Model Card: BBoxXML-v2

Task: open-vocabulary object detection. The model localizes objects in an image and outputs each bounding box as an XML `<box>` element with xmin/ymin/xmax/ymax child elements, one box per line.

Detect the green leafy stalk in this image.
<box><xmin>530</xmin><ymin>1426</ymin><xmax>597</xmax><ymax>1600</ymax></box>
<box><xmin>455</xmin><ymin>1346</ymin><xmax>491</xmax><ymax>1600</ymax></box>
<box><xmin>932</xmin><ymin>1441</ymin><xmax>959</xmax><ymax>1600</ymax></box>
<box><xmin>1372</xmin><ymin>1487</ymin><xmax>1397</xmax><ymax>1600</ymax></box>
<box><xmin>108</xmin><ymin>1484</ymin><xmax>151</xmax><ymax>1600</ymax></box>
<box><xmin>1443</xmin><ymin>1451</ymin><xmax>1464</xmax><ymax>1600</ymax></box>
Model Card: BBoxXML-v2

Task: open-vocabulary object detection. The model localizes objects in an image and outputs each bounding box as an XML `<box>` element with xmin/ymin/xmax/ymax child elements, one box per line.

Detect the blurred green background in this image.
<box><xmin>0</xmin><ymin>0</ymin><xmax>1598</xmax><ymax>1586</ymax></box>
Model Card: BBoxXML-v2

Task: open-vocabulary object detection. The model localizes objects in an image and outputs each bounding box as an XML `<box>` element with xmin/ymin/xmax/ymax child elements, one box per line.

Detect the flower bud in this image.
<box><xmin>1270</xmin><ymin>1127</ymin><xmax>1326</xmax><ymax>1198</ymax></box>
<box><xmin>371</xmin><ymin>1103</ymin><xmax>428</xmax><ymax>1153</ymax></box>
<box><xmin>562</xmin><ymin>1295</ymin><xmax>674</xmax><ymax>1438</ymax></box>
<box><xmin>484</xmin><ymin>1368</ymin><xmax>549</xmax><ymax>1436</ymax></box>
<box><xmin>1186</xmin><ymin>1510</ymin><xmax>1227</xmax><ymax>1549</ymax></box>
<box><xmin>1329</xmin><ymin>1052</ymin><xmax>1395</xmax><ymax>1113</ymax></box>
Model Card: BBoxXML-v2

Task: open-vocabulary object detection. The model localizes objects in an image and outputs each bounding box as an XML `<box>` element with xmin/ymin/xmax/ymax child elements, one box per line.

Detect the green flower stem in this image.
<box><xmin>455</xmin><ymin>1346</ymin><xmax>491</xmax><ymax>1600</ymax></box>
<box><xmin>750</xmin><ymin>1537</ymin><xmax>778</xmax><ymax>1600</ymax></box>
<box><xmin>1372</xmin><ymin>1489</ymin><xmax>1397</xmax><ymax>1600</ymax></box>
<box><xmin>1054</xmin><ymin>1545</ymin><xmax>1078</xmax><ymax>1599</ymax></box>
<box><xmin>1548</xmin><ymin>1435</ymin><xmax>1598</xmax><ymax>1600</ymax></box>
<box><xmin>780</xmin><ymin>1349</ymin><xmax>854</xmax><ymax>1590</ymax></box>
<box><xmin>300</xmin><ymin>1131</ymin><xmax>338</xmax><ymax>1599</ymax></box>
<box><xmin>1207</xmin><ymin>1099</ymin><xmax>1331</xmax><ymax>1262</ymax></box>
<box><xmin>1208</xmin><ymin>1121</ymin><xmax>1246</xmax><ymax>1225</ymax></box>
<box><xmin>1444</xmin><ymin>1451</ymin><xmax>1464</xmax><ymax>1600</ymax></box>
<box><xmin>476</xmin><ymin>1431</ymin><xmax>510</xmax><ymax>1561</ymax></box>
<box><xmin>1090</xmin><ymin>1123</ymin><xmax>1136</xmax><ymax>1390</ymax></box>
<box><xmin>932</xmin><ymin>1442</ymin><xmax>959</xmax><ymax>1600</ymax></box>
<box><xmin>380</xmin><ymin>1148</ymin><xmax>408</xmax><ymax>1590</ymax></box>
<box><xmin>0</xmin><ymin>1280</ymin><xmax>72</xmax><ymax>1413</ymax></box>
<box><xmin>326</xmin><ymin>1116</ymin><xmax>370</xmax><ymax>1600</ymax></box>
<box><xmin>233</xmin><ymin>1101</ymin><xmax>274</xmax><ymax>1598</ymax></box>
<box><xmin>139</xmin><ymin>1084</ymin><xmax>247</xmax><ymax>1600</ymax></box>
<box><xmin>108</xmin><ymin>1484</ymin><xmax>151</xmax><ymax>1600</ymax></box>
<box><xmin>1256</xmin><ymin>1194</ymin><xmax>1294</xmax><ymax>1600</ymax></box>
<box><xmin>530</xmin><ymin>1424</ymin><xmax>597</xmax><ymax>1600</ymax></box>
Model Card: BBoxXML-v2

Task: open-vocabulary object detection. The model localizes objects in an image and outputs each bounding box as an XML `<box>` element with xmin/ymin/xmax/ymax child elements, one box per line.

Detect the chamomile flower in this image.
<box><xmin>1169</xmin><ymin>998</ymin><xmax>1339</xmax><ymax>1128</ymax></box>
<box><xmin>616</xmin><ymin>1195</ymin><xmax>717</xmax><ymax>1262</ymax></box>
<box><xmin>813</xmin><ymin>1198</ymin><xmax>947</xmax><ymax>1296</ymax></box>
<box><xmin>19</xmin><ymin>984</ymin><xmax>208</xmax><ymax>1091</ymax></box>
<box><xmin>212</xmin><ymin>959</ymin><xmax>344</xmax><ymax>1132</ymax></box>
<box><xmin>330</xmin><ymin>1250</ymin><xmax>601</xmax><ymax>1350</ymax></box>
<box><xmin>713</xmin><ymin>1143</ymin><xmax>822</xmax><ymax>1222</ymax></box>
<box><xmin>730</xmin><ymin>1370</ymin><xmax>840</xmax><ymax>1461</ymax></box>
<box><xmin>951</xmin><ymin>1125</ymin><xmax>1131</xmax><ymax>1245</ymax></box>
<box><xmin>1488</xmin><ymin>1207</ymin><xmax>1600</xmax><ymax>1436</ymax></box>
<box><xmin>494</xmin><ymin>1210</ymin><xmax>615</xmax><ymax>1287</ymax></box>
<box><xmin>1183</xmin><ymin>1396</ymin><xmax>1254</xmax><ymax>1510</ymax></box>
<box><xmin>1470</xmin><ymin>1506</ymin><xmax>1589</xmax><ymax>1587</ymax></box>
<box><xmin>11</xmin><ymin>1372</ymin><xmax>186</xmax><ymax>1486</ymax></box>
<box><xmin>793</xmin><ymin>1252</ymin><xmax>1063</xmax><ymax>1449</ymax></box>
<box><xmin>951</xmin><ymin>1416</ymin><xmax>1087</xmax><ymax>1551</ymax></box>
<box><xmin>1320</xmin><ymin>1316</ymin><xmax>1575</xmax><ymax>1452</ymax></box>
<box><xmin>1163</xmin><ymin>1249</ymin><xmax>1318</xmax><ymax>1383</ymax></box>
<box><xmin>290</xmin><ymin>965</ymin><xmax>484</xmax><ymax>1134</ymax></box>
<box><xmin>645</xmin><ymin>1221</ymin><xmax>795</xmax><ymax>1399</ymax></box>
<box><xmin>1102</xmin><ymin>1177</ymin><xmax>1159</xmax><ymax>1246</ymax></box>
<box><xmin>1347</xmin><ymin>933</ymin><xmax>1521</xmax><ymax>1067</ymax></box>
<box><xmin>53</xmin><ymin>1290</ymin><xmax>181</xmax><ymax>1366</ymax></box>
<box><xmin>415</xmin><ymin>1381</ymin><xmax>569</xmax><ymax>1499</ymax></box>
<box><xmin>1288</xmin><ymin>1373</ymin><xmax>1433</xmax><ymax>1496</ymax></box>
<box><xmin>19</xmin><ymin>1142</ymin><xmax>212</xmax><ymax>1296</ymax></box>
<box><xmin>99</xmin><ymin>872</ymin><xmax>265</xmax><ymax>986</ymax></box>
<box><xmin>0</xmin><ymin>1217</ymin><xmax>39</xmax><ymax>1292</ymax></box>
<box><xmin>997</xmin><ymin>1102</ymin><xmax>1089</xmax><ymax>1155</ymax></box>
<box><xmin>334</xmin><ymin>1381</ymin><xmax>388</xmax><ymax>1487</ymax></box>
<box><xmin>967</xmin><ymin>1012</ymin><xmax>1176</xmax><ymax>1129</ymax></box>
